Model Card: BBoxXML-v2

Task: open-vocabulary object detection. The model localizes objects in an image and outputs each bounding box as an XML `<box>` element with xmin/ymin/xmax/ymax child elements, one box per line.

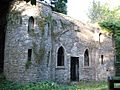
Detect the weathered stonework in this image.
<box><xmin>4</xmin><ymin>0</ymin><xmax>115</xmax><ymax>83</ymax></box>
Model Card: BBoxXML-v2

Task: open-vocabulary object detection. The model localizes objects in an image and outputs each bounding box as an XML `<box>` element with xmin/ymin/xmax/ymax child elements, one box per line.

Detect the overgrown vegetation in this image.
<box><xmin>88</xmin><ymin>1</ymin><xmax>120</xmax><ymax>75</ymax></box>
<box><xmin>24</xmin><ymin>0</ymin><xmax>67</xmax><ymax>14</ymax></box>
<box><xmin>0</xmin><ymin>73</ymin><xmax>109</xmax><ymax>90</ymax></box>
<box><xmin>51</xmin><ymin>0</ymin><xmax>67</xmax><ymax>14</ymax></box>
<box><xmin>1</xmin><ymin>74</ymin><xmax>120</xmax><ymax>90</ymax></box>
<box><xmin>38</xmin><ymin>14</ymin><xmax>52</xmax><ymax>35</ymax></box>
<box><xmin>25</xmin><ymin>60</ymin><xmax>32</xmax><ymax>69</ymax></box>
<box><xmin>28</xmin><ymin>14</ymin><xmax>52</xmax><ymax>64</ymax></box>
<box><xmin>60</xmin><ymin>20</ymin><xmax>68</xmax><ymax>29</ymax></box>
<box><xmin>32</xmin><ymin>41</ymin><xmax>45</xmax><ymax>64</ymax></box>
<box><xmin>87</xmin><ymin>1</ymin><xmax>110</xmax><ymax>23</ymax></box>
<box><xmin>7</xmin><ymin>10</ymin><xmax>21</xmax><ymax>28</ymax></box>
<box><xmin>28</xmin><ymin>29</ymin><xmax>35</xmax><ymax>36</ymax></box>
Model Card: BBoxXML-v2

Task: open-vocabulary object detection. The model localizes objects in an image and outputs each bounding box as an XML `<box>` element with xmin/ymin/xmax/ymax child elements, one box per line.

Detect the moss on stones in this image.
<box><xmin>28</xmin><ymin>29</ymin><xmax>35</xmax><ymax>36</ymax></box>
<box><xmin>60</xmin><ymin>20</ymin><xmax>68</xmax><ymax>29</ymax></box>
<box><xmin>27</xmin><ymin>14</ymin><xmax>53</xmax><ymax>64</ymax></box>
<box><xmin>51</xmin><ymin>31</ymin><xmax>59</xmax><ymax>41</ymax></box>
<box><xmin>7</xmin><ymin>10</ymin><xmax>21</xmax><ymax>28</ymax></box>
<box><xmin>38</xmin><ymin>14</ymin><xmax>52</xmax><ymax>35</ymax></box>
<box><xmin>32</xmin><ymin>42</ymin><xmax>45</xmax><ymax>64</ymax></box>
<box><xmin>25</xmin><ymin>60</ymin><xmax>32</xmax><ymax>69</ymax></box>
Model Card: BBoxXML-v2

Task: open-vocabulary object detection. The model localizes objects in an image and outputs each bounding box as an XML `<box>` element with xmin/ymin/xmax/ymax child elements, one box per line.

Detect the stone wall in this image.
<box><xmin>4</xmin><ymin>0</ymin><xmax>115</xmax><ymax>83</ymax></box>
<box><xmin>4</xmin><ymin>0</ymin><xmax>52</xmax><ymax>83</ymax></box>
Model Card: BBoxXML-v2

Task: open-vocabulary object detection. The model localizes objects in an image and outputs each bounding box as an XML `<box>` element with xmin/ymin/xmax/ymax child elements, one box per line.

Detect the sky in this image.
<box><xmin>67</xmin><ymin>0</ymin><xmax>120</xmax><ymax>22</ymax></box>
<box><xmin>45</xmin><ymin>0</ymin><xmax>120</xmax><ymax>22</ymax></box>
<box><xmin>67</xmin><ymin>0</ymin><xmax>91</xmax><ymax>22</ymax></box>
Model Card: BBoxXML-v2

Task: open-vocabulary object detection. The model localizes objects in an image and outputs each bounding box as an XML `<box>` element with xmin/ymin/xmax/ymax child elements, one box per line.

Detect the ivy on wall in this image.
<box><xmin>38</xmin><ymin>14</ymin><xmax>52</xmax><ymax>35</ymax></box>
<box><xmin>27</xmin><ymin>14</ymin><xmax>52</xmax><ymax>64</ymax></box>
<box><xmin>25</xmin><ymin>60</ymin><xmax>32</xmax><ymax>69</ymax></box>
<box><xmin>7</xmin><ymin>10</ymin><xmax>21</xmax><ymax>28</ymax></box>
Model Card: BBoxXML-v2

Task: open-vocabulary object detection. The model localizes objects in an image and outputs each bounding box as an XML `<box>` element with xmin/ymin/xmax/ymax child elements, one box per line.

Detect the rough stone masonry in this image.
<box><xmin>4</xmin><ymin>0</ymin><xmax>115</xmax><ymax>83</ymax></box>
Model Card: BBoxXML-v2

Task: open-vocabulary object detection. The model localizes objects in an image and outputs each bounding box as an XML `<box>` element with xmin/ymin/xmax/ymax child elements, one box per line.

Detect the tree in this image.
<box><xmin>99</xmin><ymin>13</ymin><xmax>120</xmax><ymax>61</ymax></box>
<box><xmin>25</xmin><ymin>0</ymin><xmax>68</xmax><ymax>14</ymax></box>
<box><xmin>99</xmin><ymin>17</ymin><xmax>120</xmax><ymax>75</ymax></box>
<box><xmin>88</xmin><ymin>0</ymin><xmax>120</xmax><ymax>62</ymax></box>
<box><xmin>50</xmin><ymin>0</ymin><xmax>67</xmax><ymax>14</ymax></box>
<box><xmin>87</xmin><ymin>0</ymin><xmax>110</xmax><ymax>23</ymax></box>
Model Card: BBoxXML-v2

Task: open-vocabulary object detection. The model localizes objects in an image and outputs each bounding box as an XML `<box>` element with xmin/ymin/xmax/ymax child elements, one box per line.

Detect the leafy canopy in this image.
<box><xmin>88</xmin><ymin>1</ymin><xmax>120</xmax><ymax>62</ymax></box>
<box><xmin>51</xmin><ymin>0</ymin><xmax>67</xmax><ymax>14</ymax></box>
<box><xmin>24</xmin><ymin>0</ymin><xmax>67</xmax><ymax>14</ymax></box>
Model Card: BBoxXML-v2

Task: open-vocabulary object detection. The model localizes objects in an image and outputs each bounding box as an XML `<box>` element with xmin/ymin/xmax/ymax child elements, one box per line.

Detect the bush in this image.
<box><xmin>0</xmin><ymin>74</ymin><xmax>107</xmax><ymax>90</ymax></box>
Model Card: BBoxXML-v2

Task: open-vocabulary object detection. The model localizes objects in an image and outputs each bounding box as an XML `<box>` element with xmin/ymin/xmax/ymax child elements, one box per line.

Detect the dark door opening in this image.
<box><xmin>70</xmin><ymin>57</ymin><xmax>79</xmax><ymax>81</ymax></box>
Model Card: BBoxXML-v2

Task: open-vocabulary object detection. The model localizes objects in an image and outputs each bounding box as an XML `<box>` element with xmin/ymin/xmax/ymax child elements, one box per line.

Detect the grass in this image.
<box><xmin>0</xmin><ymin>73</ymin><xmax>109</xmax><ymax>90</ymax></box>
<box><xmin>76</xmin><ymin>81</ymin><xmax>107</xmax><ymax>90</ymax></box>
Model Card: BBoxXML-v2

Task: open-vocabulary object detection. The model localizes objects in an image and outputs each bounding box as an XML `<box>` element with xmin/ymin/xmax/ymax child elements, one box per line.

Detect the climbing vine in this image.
<box><xmin>38</xmin><ymin>14</ymin><xmax>52</xmax><ymax>35</ymax></box>
<box><xmin>7</xmin><ymin>10</ymin><xmax>21</xmax><ymax>28</ymax></box>
<box><xmin>27</xmin><ymin>14</ymin><xmax>53</xmax><ymax>64</ymax></box>
<box><xmin>32</xmin><ymin>42</ymin><xmax>45</xmax><ymax>63</ymax></box>
<box><xmin>25</xmin><ymin>60</ymin><xmax>32</xmax><ymax>69</ymax></box>
<box><xmin>28</xmin><ymin>29</ymin><xmax>35</xmax><ymax>36</ymax></box>
<box><xmin>60</xmin><ymin>20</ymin><xmax>68</xmax><ymax>29</ymax></box>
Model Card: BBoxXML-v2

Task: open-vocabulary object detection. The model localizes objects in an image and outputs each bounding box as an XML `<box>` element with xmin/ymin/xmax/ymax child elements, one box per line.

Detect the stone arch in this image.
<box><xmin>57</xmin><ymin>46</ymin><xmax>65</xmax><ymax>66</ymax></box>
<box><xmin>84</xmin><ymin>49</ymin><xmax>89</xmax><ymax>66</ymax></box>
<box><xmin>28</xmin><ymin>16</ymin><xmax>34</xmax><ymax>31</ymax></box>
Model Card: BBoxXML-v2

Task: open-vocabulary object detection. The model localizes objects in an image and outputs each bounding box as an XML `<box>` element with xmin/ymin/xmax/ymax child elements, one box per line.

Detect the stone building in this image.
<box><xmin>4</xmin><ymin>0</ymin><xmax>115</xmax><ymax>83</ymax></box>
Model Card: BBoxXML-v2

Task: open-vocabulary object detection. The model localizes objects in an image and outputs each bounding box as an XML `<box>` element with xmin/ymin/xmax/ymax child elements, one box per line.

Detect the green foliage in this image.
<box><xmin>51</xmin><ymin>31</ymin><xmax>59</xmax><ymax>40</ymax></box>
<box><xmin>88</xmin><ymin>1</ymin><xmax>120</xmax><ymax>71</ymax></box>
<box><xmin>24</xmin><ymin>0</ymin><xmax>68</xmax><ymax>14</ymax></box>
<box><xmin>28</xmin><ymin>14</ymin><xmax>52</xmax><ymax>64</ymax></box>
<box><xmin>99</xmin><ymin>8</ymin><xmax>120</xmax><ymax>62</ymax></box>
<box><xmin>0</xmin><ymin>76</ymin><xmax>108</xmax><ymax>90</ymax></box>
<box><xmin>28</xmin><ymin>29</ymin><xmax>35</xmax><ymax>36</ymax></box>
<box><xmin>25</xmin><ymin>60</ymin><xmax>32</xmax><ymax>69</ymax></box>
<box><xmin>99</xmin><ymin>15</ymin><xmax>120</xmax><ymax>32</ymax></box>
<box><xmin>32</xmin><ymin>42</ymin><xmax>45</xmax><ymax>64</ymax></box>
<box><xmin>7</xmin><ymin>10</ymin><xmax>21</xmax><ymax>27</ymax></box>
<box><xmin>0</xmin><ymin>73</ymin><xmax>6</xmax><ymax>80</ymax></box>
<box><xmin>31</xmin><ymin>0</ymin><xmax>36</xmax><ymax>5</ymax></box>
<box><xmin>76</xmin><ymin>81</ymin><xmax>107</xmax><ymax>90</ymax></box>
<box><xmin>38</xmin><ymin>14</ymin><xmax>52</xmax><ymax>35</ymax></box>
<box><xmin>60</xmin><ymin>20</ymin><xmax>67</xmax><ymax>29</ymax></box>
<box><xmin>0</xmin><ymin>80</ymin><xmax>20</xmax><ymax>90</ymax></box>
<box><xmin>87</xmin><ymin>1</ymin><xmax>110</xmax><ymax>23</ymax></box>
<box><xmin>51</xmin><ymin>0</ymin><xmax>67</xmax><ymax>14</ymax></box>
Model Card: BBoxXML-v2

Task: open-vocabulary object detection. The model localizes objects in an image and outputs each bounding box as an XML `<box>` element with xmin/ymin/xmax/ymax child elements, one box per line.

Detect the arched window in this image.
<box><xmin>99</xmin><ymin>33</ymin><xmax>102</xmax><ymax>43</ymax></box>
<box><xmin>101</xmin><ymin>55</ymin><xmax>104</xmax><ymax>64</ymax></box>
<box><xmin>57</xmin><ymin>46</ymin><xmax>64</xmax><ymax>66</ymax></box>
<box><xmin>84</xmin><ymin>49</ymin><xmax>89</xmax><ymax>66</ymax></box>
<box><xmin>28</xmin><ymin>16</ymin><xmax>34</xmax><ymax>31</ymax></box>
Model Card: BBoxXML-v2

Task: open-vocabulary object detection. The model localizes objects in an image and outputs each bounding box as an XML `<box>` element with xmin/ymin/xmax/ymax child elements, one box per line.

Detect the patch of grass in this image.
<box><xmin>0</xmin><ymin>74</ymin><xmax>108</xmax><ymax>90</ymax></box>
<box><xmin>0</xmin><ymin>73</ymin><xmax>21</xmax><ymax>90</ymax></box>
<box><xmin>114</xmin><ymin>83</ymin><xmax>120</xmax><ymax>88</ymax></box>
<box><xmin>76</xmin><ymin>81</ymin><xmax>107</xmax><ymax>90</ymax></box>
<box><xmin>0</xmin><ymin>73</ymin><xmax>6</xmax><ymax>80</ymax></box>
